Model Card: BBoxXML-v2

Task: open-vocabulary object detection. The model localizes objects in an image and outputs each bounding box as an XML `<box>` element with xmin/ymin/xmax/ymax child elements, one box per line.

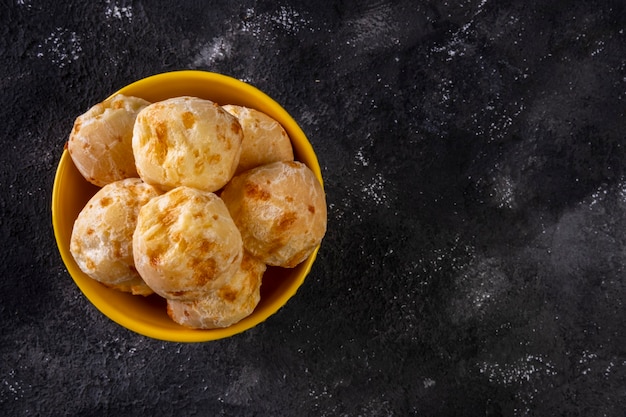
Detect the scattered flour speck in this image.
<box><xmin>478</xmin><ymin>354</ymin><xmax>557</xmax><ymax>385</ymax></box>
<box><xmin>355</xmin><ymin>148</ymin><xmax>369</xmax><ymax>167</ymax></box>
<box><xmin>361</xmin><ymin>172</ymin><xmax>388</xmax><ymax>206</ymax></box>
<box><xmin>190</xmin><ymin>5</ymin><xmax>314</xmax><ymax>80</ymax></box>
<box><xmin>105</xmin><ymin>0</ymin><xmax>133</xmax><ymax>22</ymax></box>
<box><xmin>493</xmin><ymin>174</ymin><xmax>516</xmax><ymax>209</ymax></box>
<box><xmin>587</xmin><ymin>183</ymin><xmax>609</xmax><ymax>209</ymax></box>
<box><xmin>618</xmin><ymin>177</ymin><xmax>626</xmax><ymax>203</ymax></box>
<box><xmin>1</xmin><ymin>370</ymin><xmax>29</xmax><ymax>402</ymax></box>
<box><xmin>36</xmin><ymin>28</ymin><xmax>82</xmax><ymax>68</ymax></box>
<box><xmin>270</xmin><ymin>5</ymin><xmax>309</xmax><ymax>34</ymax></box>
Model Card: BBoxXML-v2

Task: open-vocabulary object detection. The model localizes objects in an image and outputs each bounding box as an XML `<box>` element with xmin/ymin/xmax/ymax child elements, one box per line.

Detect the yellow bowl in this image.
<box><xmin>52</xmin><ymin>70</ymin><xmax>323</xmax><ymax>342</ymax></box>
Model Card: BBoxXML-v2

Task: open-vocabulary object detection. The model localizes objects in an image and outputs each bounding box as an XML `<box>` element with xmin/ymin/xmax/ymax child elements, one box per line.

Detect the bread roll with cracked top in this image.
<box><xmin>132</xmin><ymin>96</ymin><xmax>243</xmax><ymax>192</ymax></box>
<box><xmin>222</xmin><ymin>105</ymin><xmax>294</xmax><ymax>174</ymax></box>
<box><xmin>133</xmin><ymin>186</ymin><xmax>243</xmax><ymax>300</ymax></box>
<box><xmin>68</xmin><ymin>94</ymin><xmax>150</xmax><ymax>186</ymax></box>
<box><xmin>221</xmin><ymin>161</ymin><xmax>327</xmax><ymax>268</ymax></box>
<box><xmin>70</xmin><ymin>178</ymin><xmax>160</xmax><ymax>296</ymax></box>
<box><xmin>167</xmin><ymin>252</ymin><xmax>266</xmax><ymax>329</ymax></box>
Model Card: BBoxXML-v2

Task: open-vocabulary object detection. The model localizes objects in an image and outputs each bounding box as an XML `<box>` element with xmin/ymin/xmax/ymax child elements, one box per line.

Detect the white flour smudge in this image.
<box><xmin>193</xmin><ymin>36</ymin><xmax>233</xmax><ymax>67</ymax></box>
<box><xmin>191</xmin><ymin>5</ymin><xmax>313</xmax><ymax>73</ymax></box>
<box><xmin>242</xmin><ymin>5</ymin><xmax>312</xmax><ymax>39</ymax></box>
<box><xmin>447</xmin><ymin>253</ymin><xmax>511</xmax><ymax>324</ymax></box>
<box><xmin>343</xmin><ymin>1</ymin><xmax>398</xmax><ymax>54</ymax></box>
<box><xmin>220</xmin><ymin>366</ymin><xmax>261</xmax><ymax>406</ymax></box>
<box><xmin>36</xmin><ymin>28</ymin><xmax>82</xmax><ymax>68</ymax></box>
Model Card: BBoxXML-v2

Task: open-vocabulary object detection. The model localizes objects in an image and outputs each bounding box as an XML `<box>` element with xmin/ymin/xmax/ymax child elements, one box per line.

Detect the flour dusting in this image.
<box><xmin>105</xmin><ymin>0</ymin><xmax>133</xmax><ymax>22</ymax></box>
<box><xmin>618</xmin><ymin>177</ymin><xmax>626</xmax><ymax>203</ymax></box>
<box><xmin>193</xmin><ymin>36</ymin><xmax>233</xmax><ymax>67</ymax></box>
<box><xmin>1</xmin><ymin>369</ymin><xmax>29</xmax><ymax>402</ymax></box>
<box><xmin>478</xmin><ymin>354</ymin><xmax>557</xmax><ymax>385</ymax></box>
<box><xmin>423</xmin><ymin>378</ymin><xmax>436</xmax><ymax>388</ymax></box>
<box><xmin>492</xmin><ymin>174</ymin><xmax>517</xmax><ymax>209</ymax></box>
<box><xmin>220</xmin><ymin>366</ymin><xmax>261</xmax><ymax>406</ymax></box>
<box><xmin>355</xmin><ymin>148</ymin><xmax>369</xmax><ymax>167</ymax></box>
<box><xmin>36</xmin><ymin>28</ymin><xmax>82</xmax><ymax>68</ymax></box>
<box><xmin>578</xmin><ymin>350</ymin><xmax>598</xmax><ymax>375</ymax></box>
<box><xmin>342</xmin><ymin>1</ymin><xmax>400</xmax><ymax>56</ymax></box>
<box><xmin>270</xmin><ymin>5</ymin><xmax>309</xmax><ymax>35</ymax></box>
<box><xmin>447</xmin><ymin>252</ymin><xmax>512</xmax><ymax>324</ymax></box>
<box><xmin>191</xmin><ymin>5</ymin><xmax>313</xmax><ymax>74</ymax></box>
<box><xmin>587</xmin><ymin>183</ymin><xmax>609</xmax><ymax>210</ymax></box>
<box><xmin>361</xmin><ymin>172</ymin><xmax>388</xmax><ymax>206</ymax></box>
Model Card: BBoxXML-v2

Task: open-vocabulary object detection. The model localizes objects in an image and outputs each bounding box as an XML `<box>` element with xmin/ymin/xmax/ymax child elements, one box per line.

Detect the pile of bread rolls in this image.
<box><xmin>67</xmin><ymin>94</ymin><xmax>326</xmax><ymax>329</ymax></box>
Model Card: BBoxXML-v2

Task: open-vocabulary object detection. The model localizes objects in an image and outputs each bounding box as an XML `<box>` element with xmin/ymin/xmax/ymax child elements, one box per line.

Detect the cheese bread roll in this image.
<box><xmin>166</xmin><ymin>252</ymin><xmax>265</xmax><ymax>329</ymax></box>
<box><xmin>68</xmin><ymin>94</ymin><xmax>150</xmax><ymax>187</ymax></box>
<box><xmin>132</xmin><ymin>97</ymin><xmax>243</xmax><ymax>192</ymax></box>
<box><xmin>221</xmin><ymin>161</ymin><xmax>327</xmax><ymax>268</ymax></box>
<box><xmin>221</xmin><ymin>105</ymin><xmax>293</xmax><ymax>174</ymax></box>
<box><xmin>133</xmin><ymin>186</ymin><xmax>243</xmax><ymax>301</ymax></box>
<box><xmin>70</xmin><ymin>178</ymin><xmax>160</xmax><ymax>296</ymax></box>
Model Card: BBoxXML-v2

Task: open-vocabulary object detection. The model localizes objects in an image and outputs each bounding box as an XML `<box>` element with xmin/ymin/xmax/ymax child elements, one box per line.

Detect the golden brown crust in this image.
<box><xmin>69</xmin><ymin>178</ymin><xmax>161</xmax><ymax>295</ymax></box>
<box><xmin>221</xmin><ymin>105</ymin><xmax>294</xmax><ymax>174</ymax></box>
<box><xmin>68</xmin><ymin>94</ymin><xmax>150</xmax><ymax>187</ymax></box>
<box><xmin>132</xmin><ymin>97</ymin><xmax>243</xmax><ymax>192</ymax></box>
<box><xmin>166</xmin><ymin>252</ymin><xmax>266</xmax><ymax>329</ymax></box>
<box><xmin>103</xmin><ymin>275</ymin><xmax>155</xmax><ymax>296</ymax></box>
<box><xmin>221</xmin><ymin>161</ymin><xmax>327</xmax><ymax>267</ymax></box>
<box><xmin>132</xmin><ymin>186</ymin><xmax>243</xmax><ymax>300</ymax></box>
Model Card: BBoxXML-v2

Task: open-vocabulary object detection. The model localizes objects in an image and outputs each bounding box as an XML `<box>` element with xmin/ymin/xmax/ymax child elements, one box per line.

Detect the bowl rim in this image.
<box><xmin>52</xmin><ymin>70</ymin><xmax>323</xmax><ymax>342</ymax></box>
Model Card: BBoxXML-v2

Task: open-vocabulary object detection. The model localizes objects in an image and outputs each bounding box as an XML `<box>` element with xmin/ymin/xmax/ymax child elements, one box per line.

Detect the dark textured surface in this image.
<box><xmin>2</xmin><ymin>0</ymin><xmax>626</xmax><ymax>415</ymax></box>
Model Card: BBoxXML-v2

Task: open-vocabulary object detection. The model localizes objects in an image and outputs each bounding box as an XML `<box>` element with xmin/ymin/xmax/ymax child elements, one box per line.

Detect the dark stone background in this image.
<box><xmin>1</xmin><ymin>0</ymin><xmax>625</xmax><ymax>415</ymax></box>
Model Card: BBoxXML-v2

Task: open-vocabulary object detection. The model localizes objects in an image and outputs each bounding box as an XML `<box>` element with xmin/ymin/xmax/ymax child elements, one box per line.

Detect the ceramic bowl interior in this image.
<box><xmin>52</xmin><ymin>71</ymin><xmax>322</xmax><ymax>342</ymax></box>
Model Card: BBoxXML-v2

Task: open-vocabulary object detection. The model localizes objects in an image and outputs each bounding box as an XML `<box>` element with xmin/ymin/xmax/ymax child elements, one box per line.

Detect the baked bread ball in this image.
<box><xmin>70</xmin><ymin>178</ymin><xmax>161</xmax><ymax>296</ymax></box>
<box><xmin>132</xmin><ymin>96</ymin><xmax>243</xmax><ymax>192</ymax></box>
<box><xmin>221</xmin><ymin>105</ymin><xmax>294</xmax><ymax>174</ymax></box>
<box><xmin>221</xmin><ymin>161</ymin><xmax>327</xmax><ymax>268</ymax></box>
<box><xmin>68</xmin><ymin>94</ymin><xmax>150</xmax><ymax>187</ymax></box>
<box><xmin>133</xmin><ymin>186</ymin><xmax>243</xmax><ymax>301</ymax></box>
<box><xmin>166</xmin><ymin>252</ymin><xmax>266</xmax><ymax>329</ymax></box>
